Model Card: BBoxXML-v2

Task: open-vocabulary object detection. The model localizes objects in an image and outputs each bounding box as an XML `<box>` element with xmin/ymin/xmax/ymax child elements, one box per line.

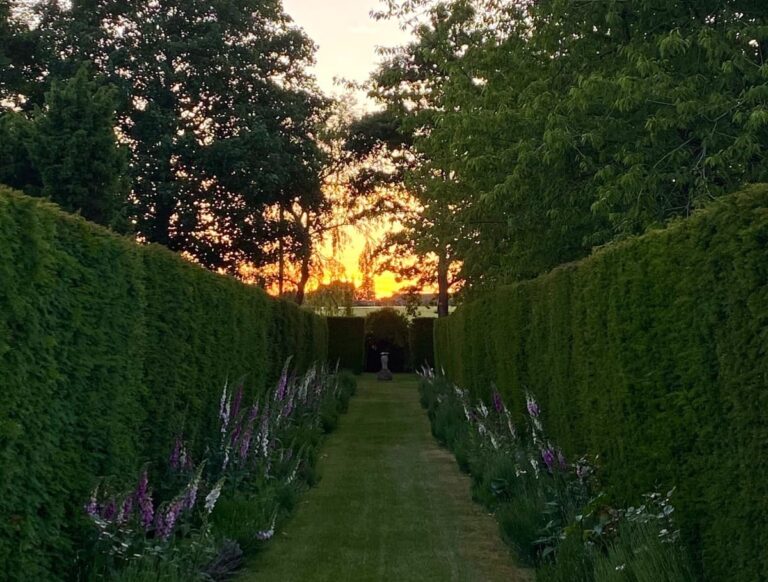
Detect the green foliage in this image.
<box><xmin>592</xmin><ymin>522</ymin><xmax>695</xmax><ymax>582</ymax></box>
<box><xmin>0</xmin><ymin>1</ymin><xmax>44</xmax><ymax>107</ymax></box>
<box><xmin>25</xmin><ymin>0</ymin><xmax>330</xmax><ymax>272</ymax></box>
<box><xmin>420</xmin><ymin>370</ymin><xmax>695</xmax><ymax>582</ymax></box>
<box><xmin>535</xmin><ymin>534</ymin><xmax>595</xmax><ymax>582</ymax></box>
<box><xmin>0</xmin><ymin>111</ymin><xmax>39</xmax><ymax>193</ymax></box>
<box><xmin>319</xmin><ymin>370</ymin><xmax>357</xmax><ymax>433</ymax></box>
<box><xmin>0</xmin><ymin>63</ymin><xmax>129</xmax><ymax>229</ymax></box>
<box><xmin>408</xmin><ymin>318</ymin><xmax>435</xmax><ymax>369</ymax></box>
<box><xmin>365</xmin><ymin>308</ymin><xmax>411</xmax><ymax>371</ymax></box>
<box><xmin>434</xmin><ymin>186</ymin><xmax>768</xmax><ymax>581</ymax></box>
<box><xmin>109</xmin><ymin>557</ymin><xmax>199</xmax><ymax>582</ymax></box>
<box><xmin>373</xmin><ymin>1</ymin><xmax>768</xmax><ymax>294</ymax></box>
<box><xmin>27</xmin><ymin>64</ymin><xmax>129</xmax><ymax>229</ymax></box>
<box><xmin>327</xmin><ymin>317</ymin><xmax>365</xmax><ymax>374</ymax></box>
<box><xmin>0</xmin><ymin>188</ymin><xmax>328</xmax><ymax>581</ymax></box>
<box><xmin>212</xmin><ymin>370</ymin><xmax>356</xmax><ymax>555</ymax></box>
<box><xmin>305</xmin><ymin>281</ymin><xmax>356</xmax><ymax>316</ymax></box>
<box><xmin>364</xmin><ymin>308</ymin><xmax>409</xmax><ymax>349</ymax></box>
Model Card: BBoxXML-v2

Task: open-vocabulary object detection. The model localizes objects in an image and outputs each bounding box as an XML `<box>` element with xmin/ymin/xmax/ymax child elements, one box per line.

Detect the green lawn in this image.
<box><xmin>240</xmin><ymin>374</ymin><xmax>529</xmax><ymax>582</ymax></box>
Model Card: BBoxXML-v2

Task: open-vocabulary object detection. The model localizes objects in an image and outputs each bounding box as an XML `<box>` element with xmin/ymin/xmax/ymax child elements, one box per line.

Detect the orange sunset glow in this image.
<box><xmin>282</xmin><ymin>0</ymin><xmax>415</xmax><ymax>299</ymax></box>
<box><xmin>317</xmin><ymin>223</ymin><xmax>410</xmax><ymax>299</ymax></box>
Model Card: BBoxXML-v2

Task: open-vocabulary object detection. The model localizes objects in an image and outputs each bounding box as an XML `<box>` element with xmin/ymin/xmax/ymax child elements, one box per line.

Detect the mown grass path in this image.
<box><xmin>240</xmin><ymin>374</ymin><xmax>529</xmax><ymax>582</ymax></box>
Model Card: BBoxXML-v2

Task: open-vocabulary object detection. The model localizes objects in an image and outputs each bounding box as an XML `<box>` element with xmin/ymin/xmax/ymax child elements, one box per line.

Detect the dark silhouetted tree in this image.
<box><xmin>26</xmin><ymin>65</ymin><xmax>129</xmax><ymax>228</ymax></box>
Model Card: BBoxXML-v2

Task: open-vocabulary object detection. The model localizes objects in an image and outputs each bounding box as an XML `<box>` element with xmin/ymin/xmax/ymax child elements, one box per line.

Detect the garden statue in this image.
<box><xmin>377</xmin><ymin>351</ymin><xmax>393</xmax><ymax>381</ymax></box>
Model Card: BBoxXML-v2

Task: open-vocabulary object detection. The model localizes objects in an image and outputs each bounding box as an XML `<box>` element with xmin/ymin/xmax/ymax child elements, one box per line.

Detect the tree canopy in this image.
<box><xmin>2</xmin><ymin>0</ymin><xmax>331</xmax><ymax>274</ymax></box>
<box><xmin>365</xmin><ymin>0</ymin><xmax>768</xmax><ymax>298</ymax></box>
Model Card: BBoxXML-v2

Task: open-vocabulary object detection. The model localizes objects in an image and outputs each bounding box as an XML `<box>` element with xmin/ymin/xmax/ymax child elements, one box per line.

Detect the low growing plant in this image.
<box><xmin>417</xmin><ymin>367</ymin><xmax>695</xmax><ymax>581</ymax></box>
<box><xmin>82</xmin><ymin>361</ymin><xmax>356</xmax><ymax>580</ymax></box>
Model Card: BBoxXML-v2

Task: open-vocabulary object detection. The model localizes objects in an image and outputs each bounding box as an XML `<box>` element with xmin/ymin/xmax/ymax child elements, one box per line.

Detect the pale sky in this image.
<box><xmin>282</xmin><ymin>0</ymin><xmax>413</xmax><ymax>297</ymax></box>
<box><xmin>282</xmin><ymin>0</ymin><xmax>411</xmax><ymax>102</ymax></box>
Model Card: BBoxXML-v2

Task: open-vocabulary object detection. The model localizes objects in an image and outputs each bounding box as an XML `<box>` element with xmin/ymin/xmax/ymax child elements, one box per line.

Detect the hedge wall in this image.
<box><xmin>409</xmin><ymin>318</ymin><xmax>435</xmax><ymax>370</ymax></box>
<box><xmin>327</xmin><ymin>317</ymin><xmax>365</xmax><ymax>374</ymax></box>
<box><xmin>434</xmin><ymin>186</ymin><xmax>768</xmax><ymax>582</ymax></box>
<box><xmin>0</xmin><ymin>188</ymin><xmax>327</xmax><ymax>580</ymax></box>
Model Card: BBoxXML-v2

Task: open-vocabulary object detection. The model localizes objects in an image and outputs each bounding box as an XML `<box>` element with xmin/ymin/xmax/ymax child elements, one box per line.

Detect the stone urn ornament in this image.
<box><xmin>377</xmin><ymin>351</ymin><xmax>393</xmax><ymax>381</ymax></box>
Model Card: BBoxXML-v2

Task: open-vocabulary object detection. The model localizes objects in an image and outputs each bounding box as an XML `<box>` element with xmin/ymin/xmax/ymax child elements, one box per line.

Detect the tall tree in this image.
<box><xmin>356</xmin><ymin>241</ymin><xmax>377</xmax><ymax>302</ymax></box>
<box><xmin>0</xmin><ymin>0</ymin><xmax>44</xmax><ymax>108</ymax></box>
<box><xmin>26</xmin><ymin>64</ymin><xmax>129</xmax><ymax>228</ymax></box>
<box><xmin>347</xmin><ymin>6</ymin><xmax>478</xmax><ymax>315</ymax></box>
<box><xmin>30</xmin><ymin>0</ymin><xmax>329</xmax><ymax>272</ymax></box>
<box><xmin>305</xmin><ymin>280</ymin><xmax>356</xmax><ymax>316</ymax></box>
<box><xmin>373</xmin><ymin>0</ymin><xmax>768</xmax><ymax>293</ymax></box>
<box><xmin>0</xmin><ymin>111</ymin><xmax>39</xmax><ymax>192</ymax></box>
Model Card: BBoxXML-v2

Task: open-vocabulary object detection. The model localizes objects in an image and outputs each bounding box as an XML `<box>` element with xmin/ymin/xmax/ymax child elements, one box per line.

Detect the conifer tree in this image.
<box><xmin>27</xmin><ymin>65</ymin><xmax>129</xmax><ymax>228</ymax></box>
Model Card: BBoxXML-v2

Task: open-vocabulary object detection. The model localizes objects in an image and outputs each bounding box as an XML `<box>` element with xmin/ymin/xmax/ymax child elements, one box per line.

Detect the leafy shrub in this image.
<box><xmin>535</xmin><ymin>533</ymin><xmax>594</xmax><ymax>582</ymax></box>
<box><xmin>365</xmin><ymin>308</ymin><xmax>410</xmax><ymax>371</ymax></box>
<box><xmin>497</xmin><ymin>487</ymin><xmax>548</xmax><ymax>567</ymax></box>
<box><xmin>593</xmin><ymin>521</ymin><xmax>695</xmax><ymax>582</ymax></box>
<box><xmin>84</xmin><ymin>362</ymin><xmax>356</xmax><ymax>579</ymax></box>
<box><xmin>418</xmin><ymin>369</ymin><xmax>695</xmax><ymax>582</ymax></box>
<box><xmin>434</xmin><ymin>186</ymin><xmax>768</xmax><ymax>581</ymax></box>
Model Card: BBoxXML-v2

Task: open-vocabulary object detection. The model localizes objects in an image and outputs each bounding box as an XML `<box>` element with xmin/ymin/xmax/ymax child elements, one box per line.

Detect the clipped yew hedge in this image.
<box><xmin>435</xmin><ymin>186</ymin><xmax>768</xmax><ymax>582</ymax></box>
<box><xmin>327</xmin><ymin>317</ymin><xmax>365</xmax><ymax>374</ymax></box>
<box><xmin>409</xmin><ymin>317</ymin><xmax>435</xmax><ymax>370</ymax></box>
<box><xmin>0</xmin><ymin>188</ymin><xmax>327</xmax><ymax>580</ymax></box>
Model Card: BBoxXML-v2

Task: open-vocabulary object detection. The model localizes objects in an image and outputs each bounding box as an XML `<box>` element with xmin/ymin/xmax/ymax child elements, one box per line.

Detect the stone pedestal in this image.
<box><xmin>377</xmin><ymin>351</ymin><xmax>393</xmax><ymax>381</ymax></box>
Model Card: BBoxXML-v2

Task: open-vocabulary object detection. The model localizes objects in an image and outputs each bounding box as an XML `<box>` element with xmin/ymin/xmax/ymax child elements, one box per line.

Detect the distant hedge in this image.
<box><xmin>327</xmin><ymin>317</ymin><xmax>365</xmax><ymax>374</ymax></box>
<box><xmin>435</xmin><ymin>186</ymin><xmax>768</xmax><ymax>582</ymax></box>
<box><xmin>409</xmin><ymin>318</ymin><xmax>435</xmax><ymax>370</ymax></box>
<box><xmin>0</xmin><ymin>188</ymin><xmax>327</xmax><ymax>580</ymax></box>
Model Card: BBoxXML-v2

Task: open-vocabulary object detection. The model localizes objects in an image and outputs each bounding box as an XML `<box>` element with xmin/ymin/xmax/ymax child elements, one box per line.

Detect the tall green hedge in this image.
<box><xmin>0</xmin><ymin>188</ymin><xmax>327</xmax><ymax>580</ymax></box>
<box><xmin>327</xmin><ymin>317</ymin><xmax>365</xmax><ymax>374</ymax></box>
<box><xmin>434</xmin><ymin>186</ymin><xmax>768</xmax><ymax>582</ymax></box>
<box><xmin>409</xmin><ymin>318</ymin><xmax>435</xmax><ymax>370</ymax></box>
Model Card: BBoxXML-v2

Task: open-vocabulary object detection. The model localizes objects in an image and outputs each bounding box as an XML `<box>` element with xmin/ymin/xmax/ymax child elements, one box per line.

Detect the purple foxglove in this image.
<box><xmin>282</xmin><ymin>396</ymin><xmax>294</xmax><ymax>419</ymax></box>
<box><xmin>492</xmin><ymin>390</ymin><xmax>505</xmax><ymax>414</ymax></box>
<box><xmin>102</xmin><ymin>499</ymin><xmax>117</xmax><ymax>521</ymax></box>
<box><xmin>239</xmin><ymin>429</ymin><xmax>253</xmax><ymax>460</ymax></box>
<box><xmin>154</xmin><ymin>510</ymin><xmax>165</xmax><ymax>538</ymax></box>
<box><xmin>84</xmin><ymin>486</ymin><xmax>100</xmax><ymax>518</ymax></box>
<box><xmin>275</xmin><ymin>357</ymin><xmax>293</xmax><ymax>402</ymax></box>
<box><xmin>183</xmin><ymin>474</ymin><xmax>200</xmax><ymax>511</ymax></box>
<box><xmin>136</xmin><ymin>471</ymin><xmax>154</xmax><ymax>530</ymax></box>
<box><xmin>116</xmin><ymin>495</ymin><xmax>133</xmax><ymax>525</ymax></box>
<box><xmin>231</xmin><ymin>423</ymin><xmax>241</xmax><ymax>446</ymax></box>
<box><xmin>169</xmin><ymin>437</ymin><xmax>182</xmax><ymax>470</ymax></box>
<box><xmin>158</xmin><ymin>500</ymin><xmax>183</xmax><ymax>540</ymax></box>
<box><xmin>231</xmin><ymin>385</ymin><xmax>244</xmax><ymax>421</ymax></box>
<box><xmin>541</xmin><ymin>447</ymin><xmax>556</xmax><ymax>471</ymax></box>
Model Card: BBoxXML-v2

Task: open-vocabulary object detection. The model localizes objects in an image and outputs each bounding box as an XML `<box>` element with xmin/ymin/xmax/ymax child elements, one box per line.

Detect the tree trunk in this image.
<box><xmin>278</xmin><ymin>205</ymin><xmax>285</xmax><ymax>297</ymax></box>
<box><xmin>437</xmin><ymin>251</ymin><xmax>449</xmax><ymax>318</ymax></box>
<box><xmin>295</xmin><ymin>250</ymin><xmax>311</xmax><ymax>306</ymax></box>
